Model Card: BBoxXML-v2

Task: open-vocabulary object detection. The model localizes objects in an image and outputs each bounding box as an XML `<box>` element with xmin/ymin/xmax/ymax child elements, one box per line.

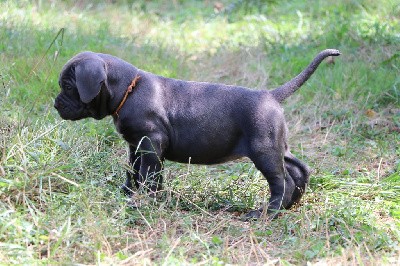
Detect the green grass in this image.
<box><xmin>1</xmin><ymin>0</ymin><xmax>399</xmax><ymax>264</ymax></box>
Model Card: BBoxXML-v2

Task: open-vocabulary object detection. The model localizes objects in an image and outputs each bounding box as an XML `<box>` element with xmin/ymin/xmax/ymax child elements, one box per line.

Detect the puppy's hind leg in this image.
<box><xmin>242</xmin><ymin>110</ymin><xmax>297</xmax><ymax>220</ymax></box>
<box><xmin>283</xmin><ymin>151</ymin><xmax>310</xmax><ymax>208</ymax></box>
<box><xmin>245</xmin><ymin>151</ymin><xmax>296</xmax><ymax>220</ymax></box>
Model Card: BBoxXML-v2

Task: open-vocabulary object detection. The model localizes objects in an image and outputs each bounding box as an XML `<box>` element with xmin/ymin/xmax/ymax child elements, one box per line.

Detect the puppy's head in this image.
<box><xmin>54</xmin><ymin>52</ymin><xmax>110</xmax><ymax>121</ymax></box>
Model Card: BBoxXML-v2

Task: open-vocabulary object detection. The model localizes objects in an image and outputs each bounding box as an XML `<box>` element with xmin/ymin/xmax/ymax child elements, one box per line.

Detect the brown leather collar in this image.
<box><xmin>113</xmin><ymin>75</ymin><xmax>141</xmax><ymax>117</ymax></box>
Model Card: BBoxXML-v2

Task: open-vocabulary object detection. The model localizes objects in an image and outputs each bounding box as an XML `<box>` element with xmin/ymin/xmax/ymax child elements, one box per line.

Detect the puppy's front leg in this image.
<box><xmin>122</xmin><ymin>145</ymin><xmax>142</xmax><ymax>196</ymax></box>
<box><xmin>136</xmin><ymin>137</ymin><xmax>164</xmax><ymax>197</ymax></box>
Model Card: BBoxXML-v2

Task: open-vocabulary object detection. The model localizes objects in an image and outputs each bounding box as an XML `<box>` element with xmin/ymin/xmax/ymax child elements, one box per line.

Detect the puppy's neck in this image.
<box><xmin>112</xmin><ymin>74</ymin><xmax>141</xmax><ymax>118</ymax></box>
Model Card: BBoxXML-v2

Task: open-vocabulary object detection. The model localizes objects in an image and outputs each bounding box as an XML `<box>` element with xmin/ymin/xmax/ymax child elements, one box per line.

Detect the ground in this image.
<box><xmin>0</xmin><ymin>0</ymin><xmax>399</xmax><ymax>264</ymax></box>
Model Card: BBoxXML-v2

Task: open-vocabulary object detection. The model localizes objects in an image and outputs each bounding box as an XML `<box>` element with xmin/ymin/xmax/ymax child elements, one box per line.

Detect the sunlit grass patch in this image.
<box><xmin>1</xmin><ymin>0</ymin><xmax>399</xmax><ymax>264</ymax></box>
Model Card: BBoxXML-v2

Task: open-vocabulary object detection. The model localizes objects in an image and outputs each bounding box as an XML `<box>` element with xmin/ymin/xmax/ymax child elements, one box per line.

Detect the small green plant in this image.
<box><xmin>0</xmin><ymin>0</ymin><xmax>399</xmax><ymax>264</ymax></box>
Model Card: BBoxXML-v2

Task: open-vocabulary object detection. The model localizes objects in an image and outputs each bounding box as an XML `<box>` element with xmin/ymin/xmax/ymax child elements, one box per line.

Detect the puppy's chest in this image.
<box><xmin>113</xmin><ymin>118</ymin><xmax>151</xmax><ymax>143</ymax></box>
<box><xmin>114</xmin><ymin>119</ymin><xmax>133</xmax><ymax>139</ymax></box>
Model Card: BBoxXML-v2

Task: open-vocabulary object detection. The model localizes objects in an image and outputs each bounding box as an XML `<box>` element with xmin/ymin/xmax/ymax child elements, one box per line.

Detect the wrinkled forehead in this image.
<box><xmin>59</xmin><ymin>52</ymin><xmax>98</xmax><ymax>80</ymax></box>
<box><xmin>58</xmin><ymin>53</ymin><xmax>89</xmax><ymax>86</ymax></box>
<box><xmin>59</xmin><ymin>62</ymin><xmax>75</xmax><ymax>87</ymax></box>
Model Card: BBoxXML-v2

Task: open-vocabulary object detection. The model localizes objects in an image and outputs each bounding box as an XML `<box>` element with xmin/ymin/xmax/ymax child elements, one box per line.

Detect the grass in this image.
<box><xmin>1</xmin><ymin>0</ymin><xmax>399</xmax><ymax>264</ymax></box>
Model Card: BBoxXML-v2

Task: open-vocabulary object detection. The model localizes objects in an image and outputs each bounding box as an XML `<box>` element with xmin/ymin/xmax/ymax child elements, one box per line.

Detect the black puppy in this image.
<box><xmin>55</xmin><ymin>49</ymin><xmax>340</xmax><ymax>219</ymax></box>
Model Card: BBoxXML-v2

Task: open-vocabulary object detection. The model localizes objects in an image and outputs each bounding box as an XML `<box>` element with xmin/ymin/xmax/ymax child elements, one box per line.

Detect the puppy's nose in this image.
<box><xmin>54</xmin><ymin>100</ymin><xmax>60</xmax><ymax>110</ymax></box>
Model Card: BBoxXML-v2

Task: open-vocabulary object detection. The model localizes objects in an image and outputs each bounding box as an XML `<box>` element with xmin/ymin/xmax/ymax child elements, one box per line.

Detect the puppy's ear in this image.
<box><xmin>75</xmin><ymin>58</ymin><xmax>107</xmax><ymax>103</ymax></box>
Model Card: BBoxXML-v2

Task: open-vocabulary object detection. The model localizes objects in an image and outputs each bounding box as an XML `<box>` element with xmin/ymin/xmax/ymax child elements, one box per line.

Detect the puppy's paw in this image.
<box><xmin>127</xmin><ymin>198</ymin><xmax>141</xmax><ymax>209</ymax></box>
<box><xmin>241</xmin><ymin>209</ymin><xmax>262</xmax><ymax>221</ymax></box>
<box><xmin>241</xmin><ymin>206</ymin><xmax>283</xmax><ymax>221</ymax></box>
<box><xmin>121</xmin><ymin>184</ymin><xmax>134</xmax><ymax>196</ymax></box>
<box><xmin>126</xmin><ymin>192</ymin><xmax>146</xmax><ymax>209</ymax></box>
<box><xmin>126</xmin><ymin>191</ymin><xmax>159</xmax><ymax>210</ymax></box>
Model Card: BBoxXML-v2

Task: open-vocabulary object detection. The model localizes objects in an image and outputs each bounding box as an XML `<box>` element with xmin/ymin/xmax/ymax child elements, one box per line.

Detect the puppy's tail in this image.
<box><xmin>270</xmin><ymin>49</ymin><xmax>340</xmax><ymax>103</ymax></box>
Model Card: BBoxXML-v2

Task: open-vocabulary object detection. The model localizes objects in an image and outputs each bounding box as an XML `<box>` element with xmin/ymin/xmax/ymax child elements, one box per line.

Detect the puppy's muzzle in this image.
<box><xmin>54</xmin><ymin>98</ymin><xmax>61</xmax><ymax>110</ymax></box>
<box><xmin>54</xmin><ymin>94</ymin><xmax>87</xmax><ymax>121</ymax></box>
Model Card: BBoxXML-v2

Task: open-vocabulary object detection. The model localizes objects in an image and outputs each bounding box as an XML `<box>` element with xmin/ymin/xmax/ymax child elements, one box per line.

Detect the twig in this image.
<box><xmin>22</xmin><ymin>120</ymin><xmax>64</xmax><ymax>148</ymax></box>
<box><xmin>51</xmin><ymin>172</ymin><xmax>80</xmax><ymax>187</ymax></box>
<box><xmin>25</xmin><ymin>28</ymin><xmax>65</xmax><ymax>83</ymax></box>
<box><xmin>173</xmin><ymin>190</ymin><xmax>213</xmax><ymax>217</ymax></box>
<box><xmin>136</xmin><ymin>208</ymin><xmax>153</xmax><ymax>232</ymax></box>
<box><xmin>22</xmin><ymin>28</ymin><xmax>65</xmax><ymax>128</ymax></box>
<box><xmin>162</xmin><ymin>237</ymin><xmax>181</xmax><ymax>266</ymax></box>
<box><xmin>377</xmin><ymin>157</ymin><xmax>383</xmax><ymax>182</ymax></box>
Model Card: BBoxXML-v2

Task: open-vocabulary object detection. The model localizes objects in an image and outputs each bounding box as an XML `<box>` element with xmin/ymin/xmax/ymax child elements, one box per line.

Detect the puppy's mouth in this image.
<box><xmin>54</xmin><ymin>95</ymin><xmax>88</xmax><ymax>121</ymax></box>
<box><xmin>55</xmin><ymin>106</ymin><xmax>87</xmax><ymax>121</ymax></box>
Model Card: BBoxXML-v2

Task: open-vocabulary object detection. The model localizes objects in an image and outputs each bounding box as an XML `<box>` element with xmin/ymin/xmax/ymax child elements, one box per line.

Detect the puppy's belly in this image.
<box><xmin>164</xmin><ymin>138</ymin><xmax>247</xmax><ymax>165</ymax></box>
<box><xmin>165</xmin><ymin>152</ymin><xmax>244</xmax><ymax>165</ymax></box>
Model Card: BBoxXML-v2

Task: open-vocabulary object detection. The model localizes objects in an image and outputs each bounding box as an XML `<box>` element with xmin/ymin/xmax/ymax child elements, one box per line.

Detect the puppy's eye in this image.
<box><xmin>64</xmin><ymin>85</ymin><xmax>72</xmax><ymax>91</ymax></box>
